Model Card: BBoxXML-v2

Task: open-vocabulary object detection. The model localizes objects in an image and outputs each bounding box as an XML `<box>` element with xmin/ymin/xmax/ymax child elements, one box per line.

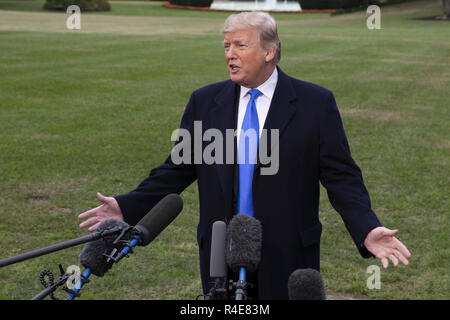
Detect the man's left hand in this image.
<box><xmin>364</xmin><ymin>227</ymin><xmax>411</xmax><ymax>269</ymax></box>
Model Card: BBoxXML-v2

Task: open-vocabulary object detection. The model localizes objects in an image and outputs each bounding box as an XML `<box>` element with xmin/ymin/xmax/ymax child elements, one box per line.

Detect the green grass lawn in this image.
<box><xmin>0</xmin><ymin>0</ymin><xmax>448</xmax><ymax>300</ymax></box>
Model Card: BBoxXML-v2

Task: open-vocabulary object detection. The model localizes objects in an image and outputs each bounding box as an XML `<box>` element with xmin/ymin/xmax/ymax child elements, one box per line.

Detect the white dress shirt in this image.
<box><xmin>236</xmin><ymin>67</ymin><xmax>278</xmax><ymax>144</ymax></box>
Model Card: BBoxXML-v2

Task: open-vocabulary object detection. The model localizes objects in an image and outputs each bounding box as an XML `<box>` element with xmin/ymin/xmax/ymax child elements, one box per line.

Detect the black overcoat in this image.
<box><xmin>115</xmin><ymin>67</ymin><xmax>382</xmax><ymax>299</ymax></box>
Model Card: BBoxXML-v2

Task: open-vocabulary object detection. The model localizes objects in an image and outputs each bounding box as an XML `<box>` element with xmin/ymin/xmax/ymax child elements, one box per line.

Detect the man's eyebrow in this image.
<box><xmin>223</xmin><ymin>39</ymin><xmax>247</xmax><ymax>45</ymax></box>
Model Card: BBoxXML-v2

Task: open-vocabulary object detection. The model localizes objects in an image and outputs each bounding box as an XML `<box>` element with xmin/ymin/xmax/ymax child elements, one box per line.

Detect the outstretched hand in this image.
<box><xmin>364</xmin><ymin>227</ymin><xmax>411</xmax><ymax>269</ymax></box>
<box><xmin>78</xmin><ymin>192</ymin><xmax>124</xmax><ymax>232</ymax></box>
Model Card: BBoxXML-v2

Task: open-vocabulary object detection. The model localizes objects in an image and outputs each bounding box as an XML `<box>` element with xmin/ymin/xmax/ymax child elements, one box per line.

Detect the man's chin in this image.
<box><xmin>229</xmin><ymin>74</ymin><xmax>246</xmax><ymax>86</ymax></box>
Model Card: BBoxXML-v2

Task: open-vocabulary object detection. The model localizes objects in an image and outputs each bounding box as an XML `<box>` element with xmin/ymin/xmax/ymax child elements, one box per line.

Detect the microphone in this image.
<box><xmin>287</xmin><ymin>268</ymin><xmax>326</xmax><ymax>300</ymax></box>
<box><xmin>226</xmin><ymin>214</ymin><xmax>262</xmax><ymax>300</ymax></box>
<box><xmin>109</xmin><ymin>193</ymin><xmax>184</xmax><ymax>262</ymax></box>
<box><xmin>79</xmin><ymin>219</ymin><xmax>131</xmax><ymax>277</ymax></box>
<box><xmin>66</xmin><ymin>219</ymin><xmax>132</xmax><ymax>300</ymax></box>
<box><xmin>134</xmin><ymin>193</ymin><xmax>184</xmax><ymax>247</ymax></box>
<box><xmin>0</xmin><ymin>219</ymin><xmax>126</xmax><ymax>269</ymax></box>
<box><xmin>68</xmin><ymin>193</ymin><xmax>183</xmax><ymax>299</ymax></box>
<box><xmin>226</xmin><ymin>214</ymin><xmax>262</xmax><ymax>273</ymax></box>
<box><xmin>205</xmin><ymin>221</ymin><xmax>227</xmax><ymax>299</ymax></box>
<box><xmin>210</xmin><ymin>221</ymin><xmax>227</xmax><ymax>278</ymax></box>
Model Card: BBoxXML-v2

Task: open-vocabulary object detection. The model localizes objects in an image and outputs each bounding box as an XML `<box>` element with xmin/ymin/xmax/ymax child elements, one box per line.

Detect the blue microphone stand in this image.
<box><xmin>67</xmin><ymin>233</ymin><xmax>142</xmax><ymax>300</ymax></box>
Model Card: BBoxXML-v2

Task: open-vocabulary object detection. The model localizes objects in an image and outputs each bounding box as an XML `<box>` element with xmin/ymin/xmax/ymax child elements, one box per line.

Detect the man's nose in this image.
<box><xmin>226</xmin><ymin>46</ymin><xmax>237</xmax><ymax>60</ymax></box>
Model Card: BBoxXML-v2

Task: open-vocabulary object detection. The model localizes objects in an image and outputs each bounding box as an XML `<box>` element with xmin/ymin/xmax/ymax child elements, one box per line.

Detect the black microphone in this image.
<box><xmin>70</xmin><ymin>194</ymin><xmax>183</xmax><ymax>299</ymax></box>
<box><xmin>79</xmin><ymin>219</ymin><xmax>131</xmax><ymax>277</ymax></box>
<box><xmin>134</xmin><ymin>193</ymin><xmax>184</xmax><ymax>247</ymax></box>
<box><xmin>79</xmin><ymin>193</ymin><xmax>183</xmax><ymax>275</ymax></box>
<box><xmin>226</xmin><ymin>214</ymin><xmax>262</xmax><ymax>273</ymax></box>
<box><xmin>287</xmin><ymin>268</ymin><xmax>326</xmax><ymax>300</ymax></box>
<box><xmin>226</xmin><ymin>214</ymin><xmax>262</xmax><ymax>300</ymax></box>
<box><xmin>0</xmin><ymin>219</ymin><xmax>126</xmax><ymax>269</ymax></box>
<box><xmin>66</xmin><ymin>219</ymin><xmax>132</xmax><ymax>300</ymax></box>
<box><xmin>108</xmin><ymin>192</ymin><xmax>184</xmax><ymax>264</ymax></box>
<box><xmin>205</xmin><ymin>220</ymin><xmax>227</xmax><ymax>300</ymax></box>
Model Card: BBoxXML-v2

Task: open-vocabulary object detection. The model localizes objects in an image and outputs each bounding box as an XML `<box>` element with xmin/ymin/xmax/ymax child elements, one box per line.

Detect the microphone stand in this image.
<box><xmin>235</xmin><ymin>267</ymin><xmax>247</xmax><ymax>300</ymax></box>
<box><xmin>66</xmin><ymin>228</ymin><xmax>142</xmax><ymax>300</ymax></box>
<box><xmin>32</xmin><ymin>226</ymin><xmax>137</xmax><ymax>301</ymax></box>
<box><xmin>202</xmin><ymin>277</ymin><xmax>228</xmax><ymax>300</ymax></box>
<box><xmin>228</xmin><ymin>267</ymin><xmax>254</xmax><ymax>300</ymax></box>
<box><xmin>234</xmin><ymin>282</ymin><xmax>247</xmax><ymax>300</ymax></box>
<box><xmin>0</xmin><ymin>227</ymin><xmax>126</xmax><ymax>268</ymax></box>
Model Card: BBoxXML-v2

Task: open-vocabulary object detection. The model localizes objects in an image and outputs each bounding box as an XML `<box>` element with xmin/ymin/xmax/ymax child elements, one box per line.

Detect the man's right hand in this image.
<box><xmin>78</xmin><ymin>192</ymin><xmax>124</xmax><ymax>232</ymax></box>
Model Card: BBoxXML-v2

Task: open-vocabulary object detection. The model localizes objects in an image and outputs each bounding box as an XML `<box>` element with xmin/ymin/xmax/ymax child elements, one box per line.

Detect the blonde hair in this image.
<box><xmin>221</xmin><ymin>11</ymin><xmax>281</xmax><ymax>64</ymax></box>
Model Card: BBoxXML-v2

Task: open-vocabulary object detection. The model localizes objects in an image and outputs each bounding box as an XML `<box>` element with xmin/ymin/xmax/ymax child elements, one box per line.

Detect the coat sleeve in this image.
<box><xmin>114</xmin><ymin>93</ymin><xmax>198</xmax><ymax>226</ymax></box>
<box><xmin>318</xmin><ymin>91</ymin><xmax>382</xmax><ymax>258</ymax></box>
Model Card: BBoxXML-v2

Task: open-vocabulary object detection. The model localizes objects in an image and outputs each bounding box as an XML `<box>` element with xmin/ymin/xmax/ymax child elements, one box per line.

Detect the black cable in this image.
<box><xmin>39</xmin><ymin>269</ymin><xmax>59</xmax><ymax>300</ymax></box>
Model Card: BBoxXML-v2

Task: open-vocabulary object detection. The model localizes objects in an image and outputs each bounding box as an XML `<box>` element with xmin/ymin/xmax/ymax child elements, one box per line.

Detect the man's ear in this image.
<box><xmin>264</xmin><ymin>46</ymin><xmax>277</xmax><ymax>63</ymax></box>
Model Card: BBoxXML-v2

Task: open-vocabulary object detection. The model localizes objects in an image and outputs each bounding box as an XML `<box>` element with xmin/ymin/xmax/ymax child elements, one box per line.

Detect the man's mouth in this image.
<box><xmin>229</xmin><ymin>64</ymin><xmax>241</xmax><ymax>73</ymax></box>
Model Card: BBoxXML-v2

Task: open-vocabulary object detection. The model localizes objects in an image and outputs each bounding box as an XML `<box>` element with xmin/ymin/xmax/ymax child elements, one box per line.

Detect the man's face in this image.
<box><xmin>223</xmin><ymin>28</ymin><xmax>274</xmax><ymax>88</ymax></box>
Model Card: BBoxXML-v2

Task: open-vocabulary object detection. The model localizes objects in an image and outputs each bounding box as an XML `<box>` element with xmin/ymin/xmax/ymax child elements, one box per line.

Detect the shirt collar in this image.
<box><xmin>240</xmin><ymin>67</ymin><xmax>278</xmax><ymax>100</ymax></box>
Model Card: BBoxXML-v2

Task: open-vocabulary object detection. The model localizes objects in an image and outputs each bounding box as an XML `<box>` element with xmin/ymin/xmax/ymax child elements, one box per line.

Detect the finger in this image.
<box><xmin>79</xmin><ymin>216</ymin><xmax>98</xmax><ymax>229</ymax></box>
<box><xmin>394</xmin><ymin>250</ymin><xmax>409</xmax><ymax>266</ymax></box>
<box><xmin>389</xmin><ymin>254</ymin><xmax>399</xmax><ymax>267</ymax></box>
<box><xmin>381</xmin><ymin>257</ymin><xmax>389</xmax><ymax>269</ymax></box>
<box><xmin>88</xmin><ymin>221</ymin><xmax>102</xmax><ymax>232</ymax></box>
<box><xmin>97</xmin><ymin>192</ymin><xmax>111</xmax><ymax>204</ymax></box>
<box><xmin>382</xmin><ymin>228</ymin><xmax>398</xmax><ymax>237</ymax></box>
<box><xmin>78</xmin><ymin>205</ymin><xmax>102</xmax><ymax>220</ymax></box>
<box><xmin>394</xmin><ymin>238</ymin><xmax>411</xmax><ymax>259</ymax></box>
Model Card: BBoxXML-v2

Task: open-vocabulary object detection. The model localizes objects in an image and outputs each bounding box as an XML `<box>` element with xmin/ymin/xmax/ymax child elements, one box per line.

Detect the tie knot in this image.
<box><xmin>248</xmin><ymin>88</ymin><xmax>262</xmax><ymax>101</ymax></box>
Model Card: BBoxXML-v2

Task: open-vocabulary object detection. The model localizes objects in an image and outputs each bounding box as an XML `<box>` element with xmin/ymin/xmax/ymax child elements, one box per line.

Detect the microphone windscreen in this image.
<box><xmin>210</xmin><ymin>221</ymin><xmax>227</xmax><ymax>278</ymax></box>
<box><xmin>79</xmin><ymin>219</ymin><xmax>130</xmax><ymax>277</ymax></box>
<box><xmin>288</xmin><ymin>268</ymin><xmax>326</xmax><ymax>300</ymax></box>
<box><xmin>226</xmin><ymin>214</ymin><xmax>262</xmax><ymax>273</ymax></box>
<box><xmin>135</xmin><ymin>193</ymin><xmax>183</xmax><ymax>246</ymax></box>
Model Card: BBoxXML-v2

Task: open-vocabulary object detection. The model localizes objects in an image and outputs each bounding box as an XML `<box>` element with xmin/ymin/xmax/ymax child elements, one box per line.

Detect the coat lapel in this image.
<box><xmin>256</xmin><ymin>67</ymin><xmax>297</xmax><ymax>170</ymax></box>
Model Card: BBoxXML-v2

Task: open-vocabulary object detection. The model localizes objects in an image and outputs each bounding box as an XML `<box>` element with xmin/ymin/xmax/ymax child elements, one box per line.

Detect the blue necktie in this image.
<box><xmin>237</xmin><ymin>88</ymin><xmax>262</xmax><ymax>217</ymax></box>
